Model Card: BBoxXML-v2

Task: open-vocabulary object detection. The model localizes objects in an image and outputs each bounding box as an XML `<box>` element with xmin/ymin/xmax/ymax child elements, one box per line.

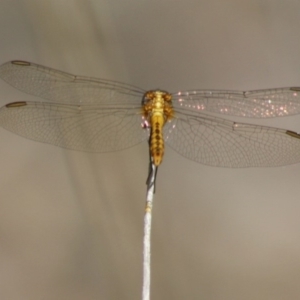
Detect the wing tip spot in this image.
<box><xmin>290</xmin><ymin>87</ymin><xmax>300</xmax><ymax>91</ymax></box>
<box><xmin>6</xmin><ymin>101</ymin><xmax>27</xmax><ymax>108</ymax></box>
<box><xmin>11</xmin><ymin>60</ymin><xmax>31</xmax><ymax>66</ymax></box>
<box><xmin>286</xmin><ymin>130</ymin><xmax>300</xmax><ymax>139</ymax></box>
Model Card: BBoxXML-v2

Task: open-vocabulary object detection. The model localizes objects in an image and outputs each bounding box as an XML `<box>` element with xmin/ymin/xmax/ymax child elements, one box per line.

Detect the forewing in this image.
<box><xmin>0</xmin><ymin>61</ymin><xmax>145</xmax><ymax>104</ymax></box>
<box><xmin>164</xmin><ymin>110</ymin><xmax>300</xmax><ymax>167</ymax></box>
<box><xmin>172</xmin><ymin>88</ymin><xmax>300</xmax><ymax>118</ymax></box>
<box><xmin>0</xmin><ymin>101</ymin><xmax>148</xmax><ymax>152</ymax></box>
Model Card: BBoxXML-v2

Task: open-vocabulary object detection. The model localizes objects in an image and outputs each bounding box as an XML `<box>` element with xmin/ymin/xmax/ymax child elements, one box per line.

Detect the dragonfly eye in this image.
<box><xmin>146</xmin><ymin>91</ymin><xmax>155</xmax><ymax>99</ymax></box>
<box><xmin>163</xmin><ymin>93</ymin><xmax>172</xmax><ymax>102</ymax></box>
<box><xmin>142</xmin><ymin>91</ymin><xmax>156</xmax><ymax>106</ymax></box>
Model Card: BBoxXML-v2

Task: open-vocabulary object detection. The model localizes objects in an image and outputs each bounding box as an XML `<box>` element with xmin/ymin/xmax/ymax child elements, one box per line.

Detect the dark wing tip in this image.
<box><xmin>11</xmin><ymin>60</ymin><xmax>31</xmax><ymax>66</ymax></box>
<box><xmin>5</xmin><ymin>101</ymin><xmax>27</xmax><ymax>108</ymax></box>
<box><xmin>286</xmin><ymin>130</ymin><xmax>300</xmax><ymax>139</ymax></box>
<box><xmin>290</xmin><ymin>87</ymin><xmax>300</xmax><ymax>91</ymax></box>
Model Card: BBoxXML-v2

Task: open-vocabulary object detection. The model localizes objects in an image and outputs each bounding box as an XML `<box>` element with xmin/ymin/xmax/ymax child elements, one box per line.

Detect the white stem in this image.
<box><xmin>142</xmin><ymin>164</ymin><xmax>156</xmax><ymax>300</ymax></box>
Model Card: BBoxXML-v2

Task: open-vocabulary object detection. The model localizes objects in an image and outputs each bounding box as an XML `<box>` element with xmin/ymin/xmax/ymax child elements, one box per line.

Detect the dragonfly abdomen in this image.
<box><xmin>150</xmin><ymin>113</ymin><xmax>165</xmax><ymax>166</ymax></box>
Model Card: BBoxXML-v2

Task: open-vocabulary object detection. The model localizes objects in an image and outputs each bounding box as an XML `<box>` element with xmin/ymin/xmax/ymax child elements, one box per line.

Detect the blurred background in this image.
<box><xmin>1</xmin><ymin>0</ymin><xmax>300</xmax><ymax>299</ymax></box>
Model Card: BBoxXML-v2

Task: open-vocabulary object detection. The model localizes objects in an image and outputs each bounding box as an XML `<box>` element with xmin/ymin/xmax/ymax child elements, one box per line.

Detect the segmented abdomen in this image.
<box><xmin>150</xmin><ymin>113</ymin><xmax>165</xmax><ymax>166</ymax></box>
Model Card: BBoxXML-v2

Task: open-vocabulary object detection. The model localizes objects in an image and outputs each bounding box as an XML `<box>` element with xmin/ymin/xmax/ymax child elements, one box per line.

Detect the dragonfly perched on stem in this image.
<box><xmin>1</xmin><ymin>60</ymin><xmax>300</xmax><ymax>169</ymax></box>
<box><xmin>2</xmin><ymin>60</ymin><xmax>300</xmax><ymax>300</ymax></box>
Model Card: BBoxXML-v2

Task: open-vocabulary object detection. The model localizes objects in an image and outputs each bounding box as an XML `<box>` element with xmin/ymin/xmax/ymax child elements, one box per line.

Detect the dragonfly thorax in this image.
<box><xmin>142</xmin><ymin>90</ymin><xmax>173</xmax><ymax>122</ymax></box>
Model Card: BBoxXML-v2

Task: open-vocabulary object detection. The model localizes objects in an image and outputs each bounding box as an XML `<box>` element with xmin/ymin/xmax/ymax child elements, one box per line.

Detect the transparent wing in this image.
<box><xmin>0</xmin><ymin>61</ymin><xmax>145</xmax><ymax>104</ymax></box>
<box><xmin>164</xmin><ymin>110</ymin><xmax>300</xmax><ymax>167</ymax></box>
<box><xmin>0</xmin><ymin>101</ymin><xmax>148</xmax><ymax>152</ymax></box>
<box><xmin>2</xmin><ymin>60</ymin><xmax>300</xmax><ymax>168</ymax></box>
<box><xmin>172</xmin><ymin>87</ymin><xmax>300</xmax><ymax>118</ymax></box>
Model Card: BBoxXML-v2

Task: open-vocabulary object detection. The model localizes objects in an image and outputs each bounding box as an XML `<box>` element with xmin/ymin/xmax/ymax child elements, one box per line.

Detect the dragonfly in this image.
<box><xmin>1</xmin><ymin>60</ymin><xmax>300</xmax><ymax>168</ymax></box>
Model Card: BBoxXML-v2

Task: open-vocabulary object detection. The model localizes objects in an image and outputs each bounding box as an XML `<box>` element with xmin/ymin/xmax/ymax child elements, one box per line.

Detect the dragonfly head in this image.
<box><xmin>141</xmin><ymin>90</ymin><xmax>171</xmax><ymax>105</ymax></box>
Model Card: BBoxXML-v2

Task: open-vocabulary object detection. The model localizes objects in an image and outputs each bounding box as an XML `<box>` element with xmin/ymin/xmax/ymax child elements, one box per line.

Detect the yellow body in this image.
<box><xmin>142</xmin><ymin>91</ymin><xmax>174</xmax><ymax>166</ymax></box>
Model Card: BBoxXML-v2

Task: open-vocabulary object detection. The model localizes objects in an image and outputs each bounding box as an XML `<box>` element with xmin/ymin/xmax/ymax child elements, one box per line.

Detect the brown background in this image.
<box><xmin>0</xmin><ymin>1</ymin><xmax>300</xmax><ymax>299</ymax></box>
